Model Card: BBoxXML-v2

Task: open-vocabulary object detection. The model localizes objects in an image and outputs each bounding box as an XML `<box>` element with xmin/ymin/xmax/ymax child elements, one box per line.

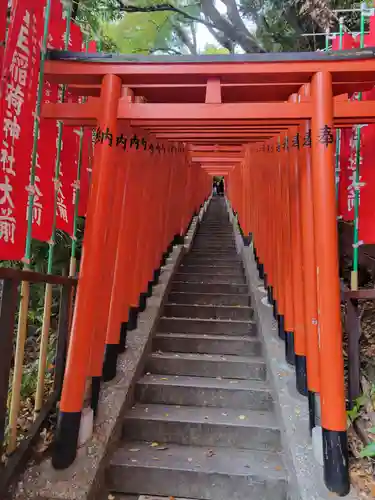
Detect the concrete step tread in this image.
<box><xmin>165</xmin><ymin>303</ymin><xmax>252</xmax><ymax>311</ymax></box>
<box><xmin>174</xmin><ymin>275</ymin><xmax>245</xmax><ymax>283</ymax></box>
<box><xmin>149</xmin><ymin>352</ymin><xmax>264</xmax><ymax>365</ymax></box>
<box><xmin>167</xmin><ymin>292</ymin><xmax>249</xmax><ymax>306</ymax></box>
<box><xmin>160</xmin><ymin>317</ymin><xmax>255</xmax><ymax>326</ymax></box>
<box><xmin>125</xmin><ymin>404</ymin><xmax>278</xmax><ymax>429</ymax></box>
<box><xmin>137</xmin><ymin>374</ymin><xmax>270</xmax><ymax>392</ymax></box>
<box><xmin>111</xmin><ymin>442</ymin><xmax>286</xmax><ymax>480</ymax></box>
<box><xmin>155</xmin><ymin>332</ymin><xmax>258</xmax><ymax>343</ymax></box>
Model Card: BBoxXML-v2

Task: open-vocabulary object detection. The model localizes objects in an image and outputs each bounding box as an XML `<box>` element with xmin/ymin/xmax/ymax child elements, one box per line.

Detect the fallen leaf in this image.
<box><xmin>128</xmin><ymin>448</ymin><xmax>140</xmax><ymax>452</ymax></box>
<box><xmin>160</xmin><ymin>378</ymin><xmax>169</xmax><ymax>381</ymax></box>
<box><xmin>151</xmin><ymin>442</ymin><xmax>160</xmax><ymax>447</ymax></box>
<box><xmin>108</xmin><ymin>495</ymin><xmax>115</xmax><ymax>500</ymax></box>
<box><xmin>156</xmin><ymin>446</ymin><xmax>169</xmax><ymax>451</ymax></box>
<box><xmin>275</xmin><ymin>466</ymin><xmax>282</xmax><ymax>471</ymax></box>
<box><xmin>152</xmin><ymin>457</ymin><xmax>160</xmax><ymax>460</ymax></box>
<box><xmin>238</xmin><ymin>415</ymin><xmax>247</xmax><ymax>420</ymax></box>
<box><xmin>206</xmin><ymin>449</ymin><xmax>215</xmax><ymax>457</ymax></box>
<box><xmin>188</xmin><ymin>457</ymin><xmax>193</xmax><ymax>462</ymax></box>
<box><xmin>221</xmin><ymin>412</ymin><xmax>228</xmax><ymax>416</ymax></box>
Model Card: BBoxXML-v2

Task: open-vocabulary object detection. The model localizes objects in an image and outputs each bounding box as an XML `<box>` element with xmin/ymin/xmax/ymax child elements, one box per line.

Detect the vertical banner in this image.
<box><xmin>0</xmin><ymin>0</ymin><xmax>43</xmax><ymax>259</ymax></box>
<box><xmin>338</xmin><ymin>127</ymin><xmax>354</xmax><ymax>221</ymax></box>
<box><xmin>332</xmin><ymin>32</ymin><xmax>359</xmax><ymax>221</ymax></box>
<box><xmin>357</xmin><ymin>23</ymin><xmax>375</xmax><ymax>243</ymax></box>
<box><xmin>0</xmin><ymin>0</ymin><xmax>7</xmax><ymax>72</ymax></box>
<box><xmin>56</xmin><ymin>21</ymin><xmax>83</xmax><ymax>236</ymax></box>
<box><xmin>78</xmin><ymin>128</ymin><xmax>93</xmax><ymax>217</ymax></box>
<box><xmin>77</xmin><ymin>41</ymin><xmax>96</xmax><ymax>218</ymax></box>
<box><xmin>32</xmin><ymin>0</ymin><xmax>65</xmax><ymax>242</ymax></box>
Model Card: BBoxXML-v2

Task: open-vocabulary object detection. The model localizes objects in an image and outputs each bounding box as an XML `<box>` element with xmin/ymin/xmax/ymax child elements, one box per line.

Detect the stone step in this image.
<box><xmin>179</xmin><ymin>265</ymin><xmax>243</xmax><ymax>276</ymax></box>
<box><xmin>158</xmin><ymin>317</ymin><xmax>257</xmax><ymax>336</ymax></box>
<box><xmin>174</xmin><ymin>273</ymin><xmax>245</xmax><ymax>284</ymax></box>
<box><xmin>182</xmin><ymin>256</ymin><xmax>241</xmax><ymax>266</ymax></box>
<box><xmin>135</xmin><ymin>375</ymin><xmax>274</xmax><ymax>411</ymax></box>
<box><xmin>123</xmin><ymin>405</ymin><xmax>281</xmax><ymax>452</ymax></box>
<box><xmin>196</xmin><ymin>232</ymin><xmax>233</xmax><ymax>237</ymax></box>
<box><xmin>153</xmin><ymin>333</ymin><xmax>262</xmax><ymax>357</ymax></box>
<box><xmin>170</xmin><ymin>282</ymin><xmax>248</xmax><ymax>295</ymax></box>
<box><xmin>146</xmin><ymin>352</ymin><xmax>266</xmax><ymax>380</ymax></box>
<box><xmin>194</xmin><ymin>237</ymin><xmax>234</xmax><ymax>243</ymax></box>
<box><xmin>163</xmin><ymin>304</ymin><xmax>253</xmax><ymax>321</ymax></box>
<box><xmin>192</xmin><ymin>244</ymin><xmax>236</xmax><ymax>250</ymax></box>
<box><xmin>167</xmin><ymin>292</ymin><xmax>250</xmax><ymax>307</ymax></box>
<box><xmin>190</xmin><ymin>250</ymin><xmax>238</xmax><ymax>257</ymax></box>
<box><xmin>108</xmin><ymin>442</ymin><xmax>287</xmax><ymax>500</ymax></box>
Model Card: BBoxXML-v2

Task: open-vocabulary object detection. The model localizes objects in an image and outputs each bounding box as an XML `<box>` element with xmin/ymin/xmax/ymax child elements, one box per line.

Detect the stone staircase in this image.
<box><xmin>106</xmin><ymin>197</ymin><xmax>287</xmax><ymax>500</ymax></box>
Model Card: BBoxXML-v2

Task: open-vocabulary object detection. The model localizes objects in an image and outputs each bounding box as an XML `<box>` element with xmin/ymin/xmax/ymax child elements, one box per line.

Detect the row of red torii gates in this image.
<box><xmin>41</xmin><ymin>48</ymin><xmax>375</xmax><ymax>497</ymax></box>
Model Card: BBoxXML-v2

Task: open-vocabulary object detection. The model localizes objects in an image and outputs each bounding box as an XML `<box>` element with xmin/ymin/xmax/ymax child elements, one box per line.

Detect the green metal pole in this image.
<box><xmin>47</xmin><ymin>2</ymin><xmax>73</xmax><ymax>274</ymax></box>
<box><xmin>24</xmin><ymin>0</ymin><xmax>52</xmax><ymax>267</ymax></box>
<box><xmin>334</xmin><ymin>18</ymin><xmax>344</xmax><ymax>201</ymax></box>
<box><xmin>351</xmin><ymin>4</ymin><xmax>366</xmax><ymax>291</ymax></box>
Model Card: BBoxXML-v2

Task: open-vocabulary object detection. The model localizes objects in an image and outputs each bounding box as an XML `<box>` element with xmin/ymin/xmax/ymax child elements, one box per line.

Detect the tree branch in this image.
<box><xmin>200</xmin><ymin>0</ymin><xmax>265</xmax><ymax>52</ymax></box>
<box><xmin>115</xmin><ymin>1</ymin><xmax>217</xmax><ymax>30</ymax></box>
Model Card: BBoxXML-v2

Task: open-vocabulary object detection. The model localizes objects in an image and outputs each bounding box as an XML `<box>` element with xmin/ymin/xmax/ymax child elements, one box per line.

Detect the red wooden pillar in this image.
<box><xmin>89</xmin><ymin>139</ymin><xmax>125</xmax><ymax>411</ymax></box>
<box><xmin>311</xmin><ymin>71</ymin><xmax>349</xmax><ymax>495</ymax></box>
<box><xmin>298</xmin><ymin>83</ymin><xmax>321</xmax><ymax>431</ymax></box>
<box><xmin>52</xmin><ymin>74</ymin><xmax>122</xmax><ymax>470</ymax></box>
<box><xmin>288</xmin><ymin>96</ymin><xmax>307</xmax><ymax>392</ymax></box>
<box><xmin>279</xmin><ymin>133</ymin><xmax>295</xmax><ymax>354</ymax></box>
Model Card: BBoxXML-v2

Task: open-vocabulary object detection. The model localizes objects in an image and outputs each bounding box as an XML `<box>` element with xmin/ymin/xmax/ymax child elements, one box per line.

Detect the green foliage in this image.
<box><xmin>359</xmin><ymin>441</ymin><xmax>375</xmax><ymax>458</ymax></box>
<box><xmin>347</xmin><ymin>394</ymin><xmax>367</xmax><ymax>424</ymax></box>
<box><xmin>203</xmin><ymin>44</ymin><xmax>230</xmax><ymax>55</ymax></box>
<box><xmin>104</xmin><ymin>8</ymin><xmax>175</xmax><ymax>54</ymax></box>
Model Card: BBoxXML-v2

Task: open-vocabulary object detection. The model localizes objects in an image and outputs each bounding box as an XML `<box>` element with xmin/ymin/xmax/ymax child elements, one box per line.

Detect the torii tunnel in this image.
<box><xmin>42</xmin><ymin>48</ymin><xmax>375</xmax><ymax>496</ymax></box>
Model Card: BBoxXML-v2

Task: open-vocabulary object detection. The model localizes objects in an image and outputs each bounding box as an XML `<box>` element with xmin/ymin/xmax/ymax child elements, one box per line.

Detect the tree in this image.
<box><xmin>74</xmin><ymin>0</ymin><xmax>367</xmax><ymax>56</ymax></box>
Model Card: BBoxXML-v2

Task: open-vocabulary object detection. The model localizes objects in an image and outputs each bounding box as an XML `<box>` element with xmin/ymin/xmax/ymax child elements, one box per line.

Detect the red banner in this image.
<box><xmin>0</xmin><ymin>0</ymin><xmax>7</xmax><ymax>73</ymax></box>
<box><xmin>32</xmin><ymin>0</ymin><xmax>65</xmax><ymax>242</ymax></box>
<box><xmin>77</xmin><ymin>41</ymin><xmax>96</xmax><ymax>218</ymax></box>
<box><xmin>78</xmin><ymin>128</ymin><xmax>93</xmax><ymax>217</ymax></box>
<box><xmin>333</xmin><ymin>33</ymin><xmax>359</xmax><ymax>222</ymax></box>
<box><xmin>0</xmin><ymin>1</ymin><xmax>43</xmax><ymax>260</ymax></box>
<box><xmin>56</xmin><ymin>22</ymin><xmax>83</xmax><ymax>236</ymax></box>
<box><xmin>355</xmin><ymin>23</ymin><xmax>375</xmax><ymax>243</ymax></box>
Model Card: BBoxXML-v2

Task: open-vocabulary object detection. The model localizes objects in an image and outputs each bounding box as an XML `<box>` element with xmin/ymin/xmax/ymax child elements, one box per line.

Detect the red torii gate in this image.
<box><xmin>42</xmin><ymin>48</ymin><xmax>375</xmax><ymax>496</ymax></box>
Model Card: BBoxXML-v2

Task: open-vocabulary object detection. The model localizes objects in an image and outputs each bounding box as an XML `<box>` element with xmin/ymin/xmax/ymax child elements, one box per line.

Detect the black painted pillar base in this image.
<box><xmin>139</xmin><ymin>292</ymin><xmax>148</xmax><ymax>312</ymax></box>
<box><xmin>258</xmin><ymin>263</ymin><xmax>265</xmax><ymax>280</ymax></box>
<box><xmin>295</xmin><ymin>354</ymin><xmax>308</xmax><ymax>396</ymax></box>
<box><xmin>243</xmin><ymin>235</ymin><xmax>251</xmax><ymax>246</ymax></box>
<box><xmin>267</xmin><ymin>285</ymin><xmax>273</xmax><ymax>306</ymax></box>
<box><xmin>285</xmin><ymin>331</ymin><xmax>295</xmax><ymax>366</ymax></box>
<box><xmin>277</xmin><ymin>314</ymin><xmax>285</xmax><ymax>341</ymax></box>
<box><xmin>102</xmin><ymin>344</ymin><xmax>119</xmax><ymax>382</ymax></box>
<box><xmin>273</xmin><ymin>299</ymin><xmax>278</xmax><ymax>320</ymax></box>
<box><xmin>119</xmin><ymin>321</ymin><xmax>128</xmax><ymax>353</ymax></box>
<box><xmin>147</xmin><ymin>280</ymin><xmax>153</xmax><ymax>297</ymax></box>
<box><xmin>153</xmin><ymin>268</ymin><xmax>161</xmax><ymax>285</ymax></box>
<box><xmin>52</xmin><ymin>411</ymin><xmax>81</xmax><ymax>469</ymax></box>
<box><xmin>161</xmin><ymin>252</ymin><xmax>168</xmax><ymax>267</ymax></box>
<box><xmin>253</xmin><ymin>246</ymin><xmax>257</xmax><ymax>262</ymax></box>
<box><xmin>308</xmin><ymin>391</ymin><xmax>316</xmax><ymax>435</ymax></box>
<box><xmin>322</xmin><ymin>428</ymin><xmax>350</xmax><ymax>496</ymax></box>
<box><xmin>263</xmin><ymin>273</ymin><xmax>268</xmax><ymax>289</ymax></box>
<box><xmin>91</xmin><ymin>376</ymin><xmax>101</xmax><ymax>417</ymax></box>
<box><xmin>127</xmin><ymin>306</ymin><xmax>139</xmax><ymax>331</ymax></box>
<box><xmin>173</xmin><ymin>233</ymin><xmax>185</xmax><ymax>245</ymax></box>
